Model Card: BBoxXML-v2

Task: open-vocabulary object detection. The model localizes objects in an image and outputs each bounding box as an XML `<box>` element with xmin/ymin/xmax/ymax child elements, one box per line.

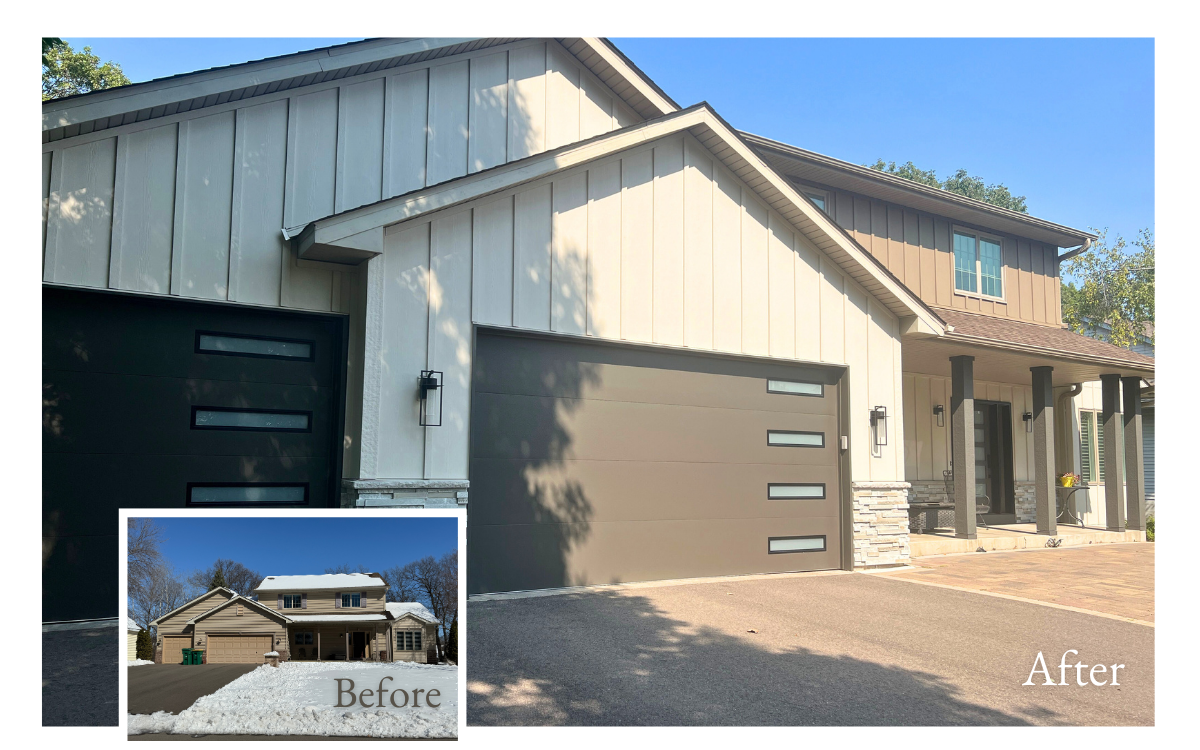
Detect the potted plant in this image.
<box><xmin>1056</xmin><ymin>472</ymin><xmax>1081</xmax><ymax>488</ymax></box>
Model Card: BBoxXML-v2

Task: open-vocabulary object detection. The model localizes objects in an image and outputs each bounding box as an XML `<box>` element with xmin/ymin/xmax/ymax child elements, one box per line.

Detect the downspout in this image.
<box><xmin>1054</xmin><ymin>383</ymin><xmax>1084</xmax><ymax>474</ymax></box>
<box><xmin>1057</xmin><ymin>238</ymin><xmax>1092</xmax><ymax>263</ymax></box>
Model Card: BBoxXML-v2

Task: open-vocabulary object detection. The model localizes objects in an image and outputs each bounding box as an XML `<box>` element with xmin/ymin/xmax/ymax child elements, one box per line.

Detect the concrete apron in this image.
<box><xmin>910</xmin><ymin>525</ymin><xmax>1145</xmax><ymax>558</ymax></box>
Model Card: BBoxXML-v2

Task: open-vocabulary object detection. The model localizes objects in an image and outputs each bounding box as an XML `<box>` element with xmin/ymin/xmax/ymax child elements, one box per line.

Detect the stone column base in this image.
<box><xmin>852</xmin><ymin>481</ymin><xmax>911</xmax><ymax>568</ymax></box>
<box><xmin>341</xmin><ymin>479</ymin><xmax>469</xmax><ymax>508</ymax></box>
<box><xmin>1014</xmin><ymin>481</ymin><xmax>1037</xmax><ymax>523</ymax></box>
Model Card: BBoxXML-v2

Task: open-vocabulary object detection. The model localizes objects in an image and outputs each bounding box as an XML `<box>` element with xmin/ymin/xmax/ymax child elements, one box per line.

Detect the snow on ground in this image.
<box><xmin>127</xmin><ymin>659</ymin><xmax>155</xmax><ymax>667</ymax></box>
<box><xmin>128</xmin><ymin>661</ymin><xmax>457</xmax><ymax>738</ymax></box>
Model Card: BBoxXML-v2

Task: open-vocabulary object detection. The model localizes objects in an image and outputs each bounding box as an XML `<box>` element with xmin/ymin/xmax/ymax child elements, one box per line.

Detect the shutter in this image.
<box><xmin>302</xmin><ymin>593</ymin><xmax>307</xmax><ymax>609</ymax></box>
<box><xmin>1096</xmin><ymin>412</ymin><xmax>1106</xmax><ymax>482</ymax></box>
<box><xmin>1080</xmin><ymin>412</ymin><xmax>1095</xmax><ymax>483</ymax></box>
<box><xmin>361</xmin><ymin>592</ymin><xmax>367</xmax><ymax>608</ymax></box>
<box><xmin>277</xmin><ymin>594</ymin><xmax>283</xmax><ymax>609</ymax></box>
<box><xmin>334</xmin><ymin>592</ymin><xmax>340</xmax><ymax>609</ymax></box>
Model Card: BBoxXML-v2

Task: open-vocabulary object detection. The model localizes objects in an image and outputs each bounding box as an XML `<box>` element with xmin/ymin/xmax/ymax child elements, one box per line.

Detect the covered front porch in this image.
<box><xmin>286</xmin><ymin>616</ymin><xmax>389</xmax><ymax>662</ymax></box>
<box><xmin>901</xmin><ymin>309</ymin><xmax>1154</xmax><ymax>545</ymax></box>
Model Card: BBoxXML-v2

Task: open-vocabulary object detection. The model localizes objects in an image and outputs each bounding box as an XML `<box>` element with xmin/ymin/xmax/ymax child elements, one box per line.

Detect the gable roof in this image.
<box><xmin>385</xmin><ymin>602</ymin><xmax>438</xmax><ymax>625</ymax></box>
<box><xmin>186</xmin><ymin>595</ymin><xmax>290</xmax><ymax>626</ymax></box>
<box><xmin>148</xmin><ymin>587</ymin><xmax>235</xmax><ymax>626</ymax></box>
<box><xmin>254</xmin><ymin>573</ymin><xmax>387</xmax><ymax>593</ymax></box>
<box><xmin>293</xmin><ymin>102</ymin><xmax>944</xmax><ymax>334</ymax></box>
<box><xmin>740</xmin><ymin>131</ymin><xmax>1096</xmax><ymax>250</ymax></box>
<box><xmin>42</xmin><ymin>38</ymin><xmax>675</xmax><ymax>144</ymax></box>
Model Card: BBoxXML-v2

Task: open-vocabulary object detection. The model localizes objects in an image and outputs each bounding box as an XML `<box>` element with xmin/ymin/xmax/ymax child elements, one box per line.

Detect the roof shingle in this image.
<box><xmin>937</xmin><ymin>309</ymin><xmax>1155</xmax><ymax>368</ymax></box>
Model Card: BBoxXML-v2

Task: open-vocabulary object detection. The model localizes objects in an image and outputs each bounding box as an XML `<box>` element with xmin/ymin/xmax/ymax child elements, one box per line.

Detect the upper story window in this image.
<box><xmin>341</xmin><ymin>593</ymin><xmax>361</xmax><ymax>608</ymax></box>
<box><xmin>953</xmin><ymin>229</ymin><xmax>1004</xmax><ymax>299</ymax></box>
<box><xmin>802</xmin><ymin>189</ymin><xmax>829</xmax><ymax>214</ymax></box>
<box><xmin>282</xmin><ymin>594</ymin><xmax>302</xmax><ymax>609</ymax></box>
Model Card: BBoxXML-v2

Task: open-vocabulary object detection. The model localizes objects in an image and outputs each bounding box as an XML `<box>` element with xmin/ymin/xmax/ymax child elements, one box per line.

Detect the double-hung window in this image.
<box><xmin>282</xmin><ymin>594</ymin><xmax>302</xmax><ymax>609</ymax></box>
<box><xmin>1080</xmin><ymin>409</ymin><xmax>1124</xmax><ymax>483</ymax></box>
<box><xmin>341</xmin><ymin>593</ymin><xmax>361</xmax><ymax>608</ymax></box>
<box><xmin>953</xmin><ymin>229</ymin><xmax>1004</xmax><ymax>299</ymax></box>
<box><xmin>293</xmin><ymin>631</ymin><xmax>313</xmax><ymax>645</ymax></box>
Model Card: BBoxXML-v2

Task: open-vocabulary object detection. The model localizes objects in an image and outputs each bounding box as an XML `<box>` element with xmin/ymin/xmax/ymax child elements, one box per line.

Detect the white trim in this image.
<box><xmin>951</xmin><ymin>225</ymin><xmax>1008</xmax><ymax>304</ymax></box>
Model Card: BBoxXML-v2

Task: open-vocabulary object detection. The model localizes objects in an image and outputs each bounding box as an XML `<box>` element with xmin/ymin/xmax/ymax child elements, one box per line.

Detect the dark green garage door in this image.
<box><xmin>468</xmin><ymin>331</ymin><xmax>846</xmax><ymax>595</ymax></box>
<box><xmin>42</xmin><ymin>287</ymin><xmax>347</xmax><ymax>622</ymax></box>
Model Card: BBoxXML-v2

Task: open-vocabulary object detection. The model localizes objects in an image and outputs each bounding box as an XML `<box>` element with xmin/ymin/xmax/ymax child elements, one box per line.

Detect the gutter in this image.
<box><xmin>946</xmin><ymin>332</ymin><xmax>1155</xmax><ymax>372</ymax></box>
<box><xmin>1057</xmin><ymin>238</ymin><xmax>1092</xmax><ymax>263</ymax></box>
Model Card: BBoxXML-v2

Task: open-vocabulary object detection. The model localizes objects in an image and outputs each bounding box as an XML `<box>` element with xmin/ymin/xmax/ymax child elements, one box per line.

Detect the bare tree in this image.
<box><xmin>127</xmin><ymin>518</ymin><xmax>165</xmax><ymax>602</ymax></box>
<box><xmin>186</xmin><ymin>559</ymin><xmax>264</xmax><ymax>598</ymax></box>
<box><xmin>389</xmin><ymin>551</ymin><xmax>459</xmax><ymax>661</ymax></box>
<box><xmin>382</xmin><ymin>564</ymin><xmax>423</xmax><ymax>604</ymax></box>
<box><xmin>324</xmin><ymin>563</ymin><xmax>372</xmax><ymax>574</ymax></box>
<box><xmin>129</xmin><ymin>562</ymin><xmax>191</xmax><ymax>631</ymax></box>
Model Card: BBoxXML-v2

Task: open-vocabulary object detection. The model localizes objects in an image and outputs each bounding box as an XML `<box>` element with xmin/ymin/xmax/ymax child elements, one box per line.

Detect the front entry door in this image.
<box><xmin>351</xmin><ymin>631</ymin><xmax>366</xmax><ymax>660</ymax></box>
<box><xmin>974</xmin><ymin>401</ymin><xmax>1015</xmax><ymax>519</ymax></box>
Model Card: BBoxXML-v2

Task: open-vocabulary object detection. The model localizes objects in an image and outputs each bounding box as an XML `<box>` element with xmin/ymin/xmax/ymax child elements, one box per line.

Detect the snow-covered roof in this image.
<box><xmin>285</xmin><ymin>614</ymin><xmax>388</xmax><ymax>623</ymax></box>
<box><xmin>254</xmin><ymin>574</ymin><xmax>386</xmax><ymax>592</ymax></box>
<box><xmin>127</xmin><ymin>617</ymin><xmax>140</xmax><ymax>632</ymax></box>
<box><xmin>386</xmin><ymin>602</ymin><xmax>438</xmax><ymax>624</ymax></box>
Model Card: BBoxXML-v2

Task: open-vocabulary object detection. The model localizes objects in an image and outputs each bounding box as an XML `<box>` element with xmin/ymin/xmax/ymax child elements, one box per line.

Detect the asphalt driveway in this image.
<box><xmin>468</xmin><ymin>566</ymin><xmax>1153</xmax><ymax>726</ymax></box>
<box><xmin>128</xmin><ymin>664</ymin><xmax>261</xmax><ymax>715</ymax></box>
<box><xmin>43</xmin><ymin>626</ymin><xmax>118</xmax><ymax>726</ymax></box>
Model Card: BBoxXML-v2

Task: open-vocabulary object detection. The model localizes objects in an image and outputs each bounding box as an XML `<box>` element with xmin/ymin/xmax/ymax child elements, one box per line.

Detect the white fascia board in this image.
<box><xmin>43</xmin><ymin>38</ymin><xmax>480</xmax><ymax>131</ymax></box>
<box><xmin>574</xmin><ymin>38</ymin><xmax>678</xmax><ymax>116</ymax></box>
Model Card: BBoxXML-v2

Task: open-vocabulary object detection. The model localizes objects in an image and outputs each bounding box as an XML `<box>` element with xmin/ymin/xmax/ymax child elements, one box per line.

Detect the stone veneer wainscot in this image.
<box><xmin>851</xmin><ymin>481</ymin><xmax>911</xmax><ymax>568</ymax></box>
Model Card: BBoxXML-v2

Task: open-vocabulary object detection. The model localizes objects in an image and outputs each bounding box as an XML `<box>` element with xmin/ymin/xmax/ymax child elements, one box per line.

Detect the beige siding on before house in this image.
<box><xmin>813</xmin><ymin>186</ymin><xmax>1063</xmax><ymax>327</ymax></box>
<box><xmin>127</xmin><ymin>630</ymin><xmax>138</xmax><ymax>661</ymax></box>
<box><xmin>262</xmin><ymin>588</ymin><xmax>387</xmax><ymax>614</ymax></box>
<box><xmin>153</xmin><ymin>590</ymin><xmax>234</xmax><ymax>636</ymax></box>
<box><xmin>362</xmin><ymin>131</ymin><xmax>907</xmax><ymax>485</ymax></box>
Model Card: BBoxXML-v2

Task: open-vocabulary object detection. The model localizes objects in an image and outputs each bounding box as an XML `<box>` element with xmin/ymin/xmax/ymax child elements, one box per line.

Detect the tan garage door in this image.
<box><xmin>469</xmin><ymin>332</ymin><xmax>845</xmax><ymax>594</ymax></box>
<box><xmin>162</xmin><ymin>635</ymin><xmax>192</xmax><ymax>664</ymax></box>
<box><xmin>207</xmin><ymin>635</ymin><xmax>273</xmax><ymax>663</ymax></box>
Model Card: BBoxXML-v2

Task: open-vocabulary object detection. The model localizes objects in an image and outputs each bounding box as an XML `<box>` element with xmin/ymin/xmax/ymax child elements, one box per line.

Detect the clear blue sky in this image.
<box><xmin>66</xmin><ymin>37</ymin><xmax>1153</xmax><ymax>246</ymax></box>
<box><xmin>144</xmin><ymin>516</ymin><xmax>457</xmax><ymax>579</ymax></box>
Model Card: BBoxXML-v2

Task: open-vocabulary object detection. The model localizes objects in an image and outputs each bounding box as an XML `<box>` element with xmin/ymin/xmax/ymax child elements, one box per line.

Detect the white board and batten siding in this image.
<box><xmin>41</xmin><ymin>39</ymin><xmax>639</xmax><ymax>318</ymax></box>
<box><xmin>363</xmin><ymin>132</ymin><xmax>906</xmax><ymax>485</ymax></box>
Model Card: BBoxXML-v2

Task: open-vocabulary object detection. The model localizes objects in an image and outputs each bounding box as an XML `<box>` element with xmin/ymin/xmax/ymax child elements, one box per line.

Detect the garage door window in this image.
<box><xmin>187</xmin><ymin>483</ymin><xmax>308</xmax><ymax>506</ymax></box>
<box><xmin>396</xmin><ymin>630</ymin><xmax>423</xmax><ymax>651</ymax></box>
<box><xmin>767</xmin><ymin>430</ymin><xmax>825</xmax><ymax>447</ymax></box>
<box><xmin>196</xmin><ymin>331</ymin><xmax>314</xmax><ymax>361</ymax></box>
<box><xmin>768</xmin><ymin>535</ymin><xmax>827</xmax><ymax>553</ymax></box>
<box><xmin>766</xmin><ymin>379</ymin><xmax>823</xmax><ymax>397</ymax></box>
<box><xmin>767</xmin><ymin>483</ymin><xmax>826</xmax><ymax>500</ymax></box>
<box><xmin>192</xmin><ymin>407</ymin><xmax>312</xmax><ymax>432</ymax></box>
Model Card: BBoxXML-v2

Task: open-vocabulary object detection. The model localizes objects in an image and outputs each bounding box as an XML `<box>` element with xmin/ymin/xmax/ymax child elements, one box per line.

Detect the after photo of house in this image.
<box><xmin>124</xmin><ymin>514</ymin><xmax>459</xmax><ymax>739</ymax></box>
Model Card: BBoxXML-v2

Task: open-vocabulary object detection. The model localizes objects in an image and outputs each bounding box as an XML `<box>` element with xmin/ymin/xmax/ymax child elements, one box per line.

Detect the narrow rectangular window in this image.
<box><xmin>953</xmin><ymin>231</ymin><xmax>978</xmax><ymax>293</ymax></box>
<box><xmin>196</xmin><ymin>332</ymin><xmax>314</xmax><ymax>360</ymax></box>
<box><xmin>192</xmin><ymin>407</ymin><xmax>311</xmax><ymax>432</ymax></box>
<box><xmin>767</xmin><ymin>431</ymin><xmax>825</xmax><ymax>447</ymax></box>
<box><xmin>187</xmin><ymin>484</ymin><xmax>308</xmax><ymax>506</ymax></box>
<box><xmin>767</xmin><ymin>483</ymin><xmax>827</xmax><ymax>500</ymax></box>
<box><xmin>979</xmin><ymin>237</ymin><xmax>1003</xmax><ymax>297</ymax></box>
<box><xmin>767</xmin><ymin>379</ymin><xmax>823</xmax><ymax>397</ymax></box>
<box><xmin>1080</xmin><ymin>411</ymin><xmax>1096</xmax><ymax>483</ymax></box>
<box><xmin>1096</xmin><ymin>411</ymin><xmax>1105</xmax><ymax>482</ymax></box>
<box><xmin>414</xmin><ymin>631</ymin><xmax>422</xmax><ymax>651</ymax></box>
<box><xmin>768</xmin><ymin>535</ymin><xmax>827</xmax><ymax>553</ymax></box>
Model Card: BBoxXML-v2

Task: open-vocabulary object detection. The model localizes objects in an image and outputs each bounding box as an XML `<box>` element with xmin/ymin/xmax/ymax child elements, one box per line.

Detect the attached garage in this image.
<box><xmin>206</xmin><ymin>635</ymin><xmax>274</xmax><ymax>664</ymax></box>
<box><xmin>42</xmin><ymin>287</ymin><xmax>347</xmax><ymax>622</ymax></box>
<box><xmin>161</xmin><ymin>635</ymin><xmax>193</xmax><ymax>665</ymax></box>
<box><xmin>468</xmin><ymin>331</ymin><xmax>848</xmax><ymax>594</ymax></box>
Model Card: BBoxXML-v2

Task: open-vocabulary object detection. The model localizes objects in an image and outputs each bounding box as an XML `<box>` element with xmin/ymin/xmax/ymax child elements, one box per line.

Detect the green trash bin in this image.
<box><xmin>180</xmin><ymin>648</ymin><xmax>193</xmax><ymax>665</ymax></box>
<box><xmin>192</xmin><ymin>649</ymin><xmax>204</xmax><ymax>665</ymax></box>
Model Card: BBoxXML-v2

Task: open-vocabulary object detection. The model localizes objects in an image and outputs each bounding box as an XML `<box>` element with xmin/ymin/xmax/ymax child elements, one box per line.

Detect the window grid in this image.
<box><xmin>979</xmin><ymin>238</ymin><xmax>1003</xmax><ymax>297</ymax></box>
<box><xmin>396</xmin><ymin>630</ymin><xmax>423</xmax><ymax>651</ymax></box>
<box><xmin>293</xmin><ymin>631</ymin><xmax>313</xmax><ymax>645</ymax></box>
<box><xmin>282</xmin><ymin>594</ymin><xmax>302</xmax><ymax>609</ymax></box>
<box><xmin>341</xmin><ymin>593</ymin><xmax>361</xmax><ymax>608</ymax></box>
<box><xmin>953</xmin><ymin>231</ymin><xmax>977</xmax><ymax>293</ymax></box>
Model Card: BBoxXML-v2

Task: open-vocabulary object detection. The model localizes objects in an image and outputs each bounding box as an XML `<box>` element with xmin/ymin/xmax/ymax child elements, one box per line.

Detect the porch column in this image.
<box><xmin>345</xmin><ymin>630</ymin><xmax>349</xmax><ymax>661</ymax></box>
<box><xmin>950</xmin><ymin>355</ymin><xmax>976</xmax><ymax>539</ymax></box>
<box><xmin>317</xmin><ymin>631</ymin><xmax>321</xmax><ymax>662</ymax></box>
<box><xmin>1031</xmin><ymin>366</ymin><xmax>1057</xmax><ymax>535</ymax></box>
<box><xmin>1122</xmin><ymin>376</ymin><xmax>1147</xmax><ymax>531</ymax></box>
<box><xmin>1101</xmin><ymin>374</ymin><xmax>1126</xmax><ymax>531</ymax></box>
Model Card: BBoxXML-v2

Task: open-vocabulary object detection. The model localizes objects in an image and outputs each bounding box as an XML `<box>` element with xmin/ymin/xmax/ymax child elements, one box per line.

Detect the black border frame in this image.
<box><xmin>766</xmin><ymin>482</ymin><xmax>828</xmax><ymax>500</ymax></box>
<box><xmin>767</xmin><ymin>535</ymin><xmax>828</xmax><ymax>554</ymax></box>
<box><xmin>190</xmin><ymin>405</ymin><xmax>314</xmax><ymax>433</ymax></box>
<box><xmin>195</xmin><ymin>329</ymin><xmax>317</xmax><ymax>362</ymax></box>
<box><xmin>767</xmin><ymin>430</ymin><xmax>826</xmax><ymax>448</ymax></box>
<box><xmin>186</xmin><ymin>482</ymin><xmax>310</xmax><ymax>507</ymax></box>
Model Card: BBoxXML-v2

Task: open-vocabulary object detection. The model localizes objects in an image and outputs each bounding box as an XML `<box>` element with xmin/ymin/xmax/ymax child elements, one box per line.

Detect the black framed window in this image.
<box><xmin>768</xmin><ymin>535</ymin><xmax>827</xmax><ymax>554</ymax></box>
<box><xmin>766</xmin><ymin>379</ymin><xmax>824</xmax><ymax>397</ymax></box>
<box><xmin>195</xmin><ymin>331</ymin><xmax>315</xmax><ymax>361</ymax></box>
<box><xmin>767</xmin><ymin>430</ymin><xmax>825</xmax><ymax>448</ymax></box>
<box><xmin>767</xmin><ymin>483</ymin><xmax>827</xmax><ymax>500</ymax></box>
<box><xmin>187</xmin><ymin>483</ymin><xmax>308</xmax><ymax>506</ymax></box>
<box><xmin>191</xmin><ymin>406</ymin><xmax>312</xmax><ymax>432</ymax></box>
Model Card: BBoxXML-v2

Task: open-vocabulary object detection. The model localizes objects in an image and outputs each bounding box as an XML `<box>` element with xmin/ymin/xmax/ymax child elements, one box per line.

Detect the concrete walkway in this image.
<box><xmin>910</xmin><ymin>523</ymin><xmax>1144</xmax><ymax>557</ymax></box>
<box><xmin>468</xmin><ymin>568</ymin><xmax>1153</xmax><ymax>726</ymax></box>
<box><xmin>128</xmin><ymin>664</ymin><xmax>260</xmax><ymax>715</ymax></box>
<box><xmin>881</xmin><ymin>542</ymin><xmax>1154</xmax><ymax>624</ymax></box>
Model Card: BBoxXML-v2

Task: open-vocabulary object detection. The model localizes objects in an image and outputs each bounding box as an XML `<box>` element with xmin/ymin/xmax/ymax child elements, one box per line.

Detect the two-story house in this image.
<box><xmin>148</xmin><ymin>573</ymin><xmax>438</xmax><ymax>664</ymax></box>
<box><xmin>43</xmin><ymin>38</ymin><xmax>1153</xmax><ymax>617</ymax></box>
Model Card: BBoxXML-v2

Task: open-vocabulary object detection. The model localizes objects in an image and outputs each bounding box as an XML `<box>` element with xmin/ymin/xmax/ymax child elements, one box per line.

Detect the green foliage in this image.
<box><xmin>42</xmin><ymin>40</ymin><xmax>131</xmax><ymax>101</ymax></box>
<box><xmin>1146</xmin><ymin>516</ymin><xmax>1154</xmax><ymax>542</ymax></box>
<box><xmin>866</xmin><ymin>160</ymin><xmax>1028</xmax><ymax>213</ymax></box>
<box><xmin>444</xmin><ymin>614</ymin><xmax>458</xmax><ymax>663</ymax></box>
<box><xmin>208</xmin><ymin>567</ymin><xmax>228</xmax><ymax>591</ymax></box>
<box><xmin>1061</xmin><ymin>228</ymin><xmax>1155</xmax><ymax>349</ymax></box>
<box><xmin>136</xmin><ymin>628</ymin><xmax>154</xmax><ymax>660</ymax></box>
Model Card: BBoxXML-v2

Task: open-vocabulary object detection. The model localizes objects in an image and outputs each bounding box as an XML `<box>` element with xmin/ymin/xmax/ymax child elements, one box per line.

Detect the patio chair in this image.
<box><xmin>943</xmin><ymin>469</ymin><xmax>990</xmax><ymax>529</ymax></box>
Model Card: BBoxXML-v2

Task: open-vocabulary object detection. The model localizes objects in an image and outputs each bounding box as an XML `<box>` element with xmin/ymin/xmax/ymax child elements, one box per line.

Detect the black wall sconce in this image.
<box><xmin>933</xmin><ymin>404</ymin><xmax>945</xmax><ymax>428</ymax></box>
<box><xmin>870</xmin><ymin>406</ymin><xmax>889</xmax><ymax>447</ymax></box>
<box><xmin>1022</xmin><ymin>411</ymin><xmax>1033</xmax><ymax>433</ymax></box>
<box><xmin>419</xmin><ymin>370</ymin><xmax>443</xmax><ymax>427</ymax></box>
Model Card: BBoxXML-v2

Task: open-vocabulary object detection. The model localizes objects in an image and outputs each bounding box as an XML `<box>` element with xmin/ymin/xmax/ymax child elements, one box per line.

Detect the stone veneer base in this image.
<box><xmin>852</xmin><ymin>481</ymin><xmax>911</xmax><ymax>568</ymax></box>
<box><xmin>341</xmin><ymin>479</ymin><xmax>469</xmax><ymax>508</ymax></box>
<box><xmin>907</xmin><ymin>479</ymin><xmax>1039</xmax><ymax>523</ymax></box>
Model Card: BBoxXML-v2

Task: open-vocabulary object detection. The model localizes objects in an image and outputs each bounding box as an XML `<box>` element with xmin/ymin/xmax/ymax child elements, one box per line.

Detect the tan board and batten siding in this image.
<box><xmin>41</xmin><ymin>38</ymin><xmax>639</xmax><ymax>310</ymax></box>
<box><xmin>363</xmin><ymin>130</ymin><xmax>906</xmax><ymax>485</ymax></box>
<box><xmin>798</xmin><ymin>189</ymin><xmax>1062</xmax><ymax>327</ymax></box>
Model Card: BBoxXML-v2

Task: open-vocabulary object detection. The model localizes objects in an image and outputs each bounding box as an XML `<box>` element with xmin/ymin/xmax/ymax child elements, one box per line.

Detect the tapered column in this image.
<box><xmin>1101</xmin><ymin>374</ymin><xmax>1126</xmax><ymax>531</ymax></box>
<box><xmin>950</xmin><ymin>355</ymin><xmax>976</xmax><ymax>539</ymax></box>
<box><xmin>1122</xmin><ymin>376</ymin><xmax>1147</xmax><ymax>531</ymax></box>
<box><xmin>1031</xmin><ymin>366</ymin><xmax>1057</xmax><ymax>535</ymax></box>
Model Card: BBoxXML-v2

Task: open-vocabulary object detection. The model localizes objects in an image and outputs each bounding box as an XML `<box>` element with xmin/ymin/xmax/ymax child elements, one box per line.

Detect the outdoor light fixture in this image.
<box><xmin>870</xmin><ymin>406</ymin><xmax>889</xmax><ymax>447</ymax></box>
<box><xmin>933</xmin><ymin>404</ymin><xmax>945</xmax><ymax>427</ymax></box>
<box><xmin>1023</xmin><ymin>411</ymin><xmax>1034</xmax><ymax>433</ymax></box>
<box><xmin>418</xmin><ymin>370</ymin><xmax>444</xmax><ymax>427</ymax></box>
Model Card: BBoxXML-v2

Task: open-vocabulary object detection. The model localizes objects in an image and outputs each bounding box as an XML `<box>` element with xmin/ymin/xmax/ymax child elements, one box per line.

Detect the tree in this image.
<box><xmin>136</xmin><ymin>628</ymin><xmax>153</xmax><ymax>661</ymax></box>
<box><xmin>187</xmin><ymin>559</ymin><xmax>264</xmax><ymax>597</ymax></box>
<box><xmin>127</xmin><ymin>518</ymin><xmax>165</xmax><ymax>604</ymax></box>
<box><xmin>387</xmin><ymin>551</ymin><xmax>458</xmax><ymax>662</ymax></box>
<box><xmin>1061</xmin><ymin>228</ymin><xmax>1154</xmax><ymax>349</ymax></box>
<box><xmin>866</xmin><ymin>160</ymin><xmax>1028</xmax><ymax>213</ymax></box>
<box><xmin>43</xmin><ymin>40</ymin><xmax>131</xmax><ymax>101</ymax></box>
<box><xmin>129</xmin><ymin>561</ymin><xmax>191</xmax><ymax>631</ymax></box>
<box><xmin>324</xmin><ymin>563</ymin><xmax>372</xmax><ymax>575</ymax></box>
